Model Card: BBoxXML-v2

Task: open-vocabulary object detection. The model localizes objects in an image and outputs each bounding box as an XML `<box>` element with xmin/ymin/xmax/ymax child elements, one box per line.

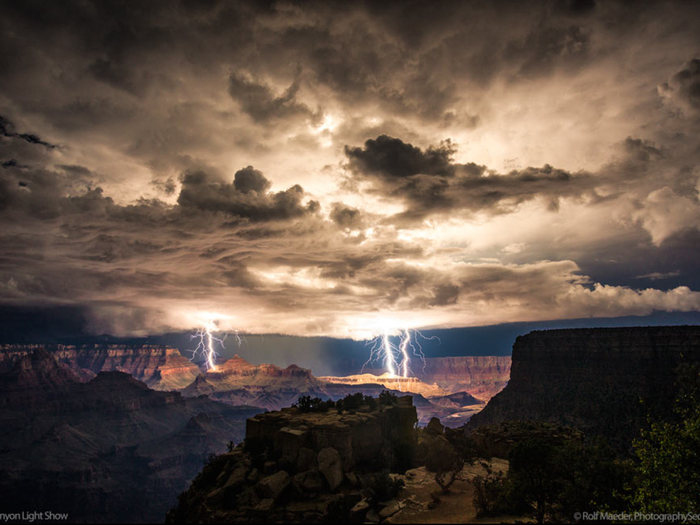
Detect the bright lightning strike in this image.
<box><xmin>189</xmin><ymin>316</ymin><xmax>245</xmax><ymax>371</ymax></box>
<box><xmin>362</xmin><ymin>328</ymin><xmax>440</xmax><ymax>379</ymax></box>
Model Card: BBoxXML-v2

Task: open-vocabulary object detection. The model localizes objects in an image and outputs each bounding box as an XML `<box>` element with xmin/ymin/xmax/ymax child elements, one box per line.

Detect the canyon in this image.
<box><xmin>0</xmin><ymin>345</ymin><xmax>509</xmax><ymax>428</ymax></box>
<box><xmin>0</xmin><ymin>349</ymin><xmax>261</xmax><ymax>523</ymax></box>
<box><xmin>416</xmin><ymin>356</ymin><xmax>511</xmax><ymax>401</ymax></box>
<box><xmin>181</xmin><ymin>354</ymin><xmax>489</xmax><ymax>426</ymax></box>
<box><xmin>0</xmin><ymin>343</ymin><xmax>201</xmax><ymax>390</ymax></box>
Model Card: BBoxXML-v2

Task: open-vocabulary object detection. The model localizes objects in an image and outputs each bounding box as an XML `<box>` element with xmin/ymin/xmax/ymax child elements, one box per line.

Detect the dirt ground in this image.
<box><xmin>386</xmin><ymin>459</ymin><xmax>532</xmax><ymax>524</ymax></box>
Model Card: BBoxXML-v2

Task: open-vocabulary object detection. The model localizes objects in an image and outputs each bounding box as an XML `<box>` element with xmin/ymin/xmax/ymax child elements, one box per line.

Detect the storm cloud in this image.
<box><xmin>0</xmin><ymin>0</ymin><xmax>699</xmax><ymax>338</ymax></box>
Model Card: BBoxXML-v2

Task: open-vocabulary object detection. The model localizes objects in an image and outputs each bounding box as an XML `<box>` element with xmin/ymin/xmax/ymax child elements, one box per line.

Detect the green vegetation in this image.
<box><xmin>631</xmin><ymin>363</ymin><xmax>700</xmax><ymax>514</ymax></box>
<box><xmin>473</xmin><ymin>438</ymin><xmax>631</xmax><ymax>523</ymax></box>
<box><xmin>471</xmin><ymin>363</ymin><xmax>700</xmax><ymax>523</ymax></box>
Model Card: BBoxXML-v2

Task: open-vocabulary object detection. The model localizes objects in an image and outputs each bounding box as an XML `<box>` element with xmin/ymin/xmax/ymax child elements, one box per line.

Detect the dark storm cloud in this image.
<box><xmin>345</xmin><ymin>135</ymin><xmax>595</xmax><ymax>220</ymax></box>
<box><xmin>0</xmin><ymin>0</ymin><xmax>699</xmax><ymax>337</ymax></box>
<box><xmin>228</xmin><ymin>72</ymin><xmax>316</xmax><ymax>124</ymax></box>
<box><xmin>0</xmin><ymin>115</ymin><xmax>56</xmax><ymax>149</ymax></box>
<box><xmin>177</xmin><ymin>167</ymin><xmax>319</xmax><ymax>221</ymax></box>
<box><xmin>345</xmin><ymin>135</ymin><xmax>456</xmax><ymax>179</ymax></box>
<box><xmin>659</xmin><ymin>58</ymin><xmax>700</xmax><ymax>116</ymax></box>
<box><xmin>329</xmin><ymin>203</ymin><xmax>364</xmax><ymax>230</ymax></box>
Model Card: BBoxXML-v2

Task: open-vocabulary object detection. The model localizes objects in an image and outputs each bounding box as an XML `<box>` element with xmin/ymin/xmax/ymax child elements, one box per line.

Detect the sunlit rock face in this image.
<box><xmin>182</xmin><ymin>355</ymin><xmax>330</xmax><ymax>411</ymax></box>
<box><xmin>0</xmin><ymin>349</ymin><xmax>262</xmax><ymax>523</ymax></box>
<box><xmin>416</xmin><ymin>356</ymin><xmax>512</xmax><ymax>401</ymax></box>
<box><xmin>0</xmin><ymin>343</ymin><xmax>201</xmax><ymax>390</ymax></box>
<box><xmin>318</xmin><ymin>372</ymin><xmax>450</xmax><ymax>398</ymax></box>
<box><xmin>465</xmin><ymin>327</ymin><xmax>700</xmax><ymax>451</ymax></box>
<box><xmin>181</xmin><ymin>355</ymin><xmax>490</xmax><ymax>427</ymax></box>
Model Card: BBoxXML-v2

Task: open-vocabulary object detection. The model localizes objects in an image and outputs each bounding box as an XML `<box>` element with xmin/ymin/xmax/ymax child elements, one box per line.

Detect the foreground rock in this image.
<box><xmin>167</xmin><ymin>395</ymin><xmax>418</xmax><ymax>523</ymax></box>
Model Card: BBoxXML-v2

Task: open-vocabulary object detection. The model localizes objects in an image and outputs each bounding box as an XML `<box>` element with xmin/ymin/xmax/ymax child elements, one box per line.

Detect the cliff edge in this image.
<box><xmin>465</xmin><ymin>326</ymin><xmax>700</xmax><ymax>451</ymax></box>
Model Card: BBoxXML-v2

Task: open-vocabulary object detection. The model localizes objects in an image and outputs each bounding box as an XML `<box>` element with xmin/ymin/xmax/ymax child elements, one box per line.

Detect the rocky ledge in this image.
<box><xmin>167</xmin><ymin>395</ymin><xmax>418</xmax><ymax>523</ymax></box>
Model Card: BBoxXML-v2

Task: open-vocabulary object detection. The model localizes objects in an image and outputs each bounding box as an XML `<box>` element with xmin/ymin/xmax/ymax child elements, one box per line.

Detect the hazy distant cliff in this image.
<box><xmin>0</xmin><ymin>343</ymin><xmax>200</xmax><ymax>390</ymax></box>
<box><xmin>417</xmin><ymin>355</ymin><xmax>511</xmax><ymax>401</ymax></box>
<box><xmin>0</xmin><ymin>349</ymin><xmax>261</xmax><ymax>523</ymax></box>
<box><xmin>466</xmin><ymin>326</ymin><xmax>700</xmax><ymax>450</ymax></box>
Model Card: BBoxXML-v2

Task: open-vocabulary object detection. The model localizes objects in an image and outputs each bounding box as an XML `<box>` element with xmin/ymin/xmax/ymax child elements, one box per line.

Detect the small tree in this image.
<box><xmin>632</xmin><ymin>363</ymin><xmax>700</xmax><ymax>513</ymax></box>
<box><xmin>424</xmin><ymin>437</ymin><xmax>465</xmax><ymax>493</ymax></box>
<box><xmin>379</xmin><ymin>390</ymin><xmax>398</xmax><ymax>406</ymax></box>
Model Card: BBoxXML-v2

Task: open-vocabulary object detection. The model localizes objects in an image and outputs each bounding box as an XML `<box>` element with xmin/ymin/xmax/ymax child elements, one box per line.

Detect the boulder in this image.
<box><xmin>317</xmin><ymin>447</ymin><xmax>344</xmax><ymax>491</ymax></box>
<box><xmin>263</xmin><ymin>460</ymin><xmax>277</xmax><ymax>474</ymax></box>
<box><xmin>223</xmin><ymin>465</ymin><xmax>248</xmax><ymax>491</ymax></box>
<box><xmin>255</xmin><ymin>470</ymin><xmax>290</xmax><ymax>500</ymax></box>
<box><xmin>349</xmin><ymin>498</ymin><xmax>370</xmax><ymax>521</ymax></box>
<box><xmin>296</xmin><ymin>447</ymin><xmax>317</xmax><ymax>471</ymax></box>
<box><xmin>345</xmin><ymin>471</ymin><xmax>359</xmax><ymax>487</ymax></box>
<box><xmin>378</xmin><ymin>499</ymin><xmax>403</xmax><ymax>519</ymax></box>
<box><xmin>255</xmin><ymin>498</ymin><xmax>274</xmax><ymax>512</ymax></box>
<box><xmin>293</xmin><ymin>470</ymin><xmax>324</xmax><ymax>493</ymax></box>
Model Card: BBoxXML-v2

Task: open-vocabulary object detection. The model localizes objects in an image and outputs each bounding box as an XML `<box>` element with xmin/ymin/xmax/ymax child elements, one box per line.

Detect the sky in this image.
<box><xmin>1</xmin><ymin>0</ymin><xmax>700</xmax><ymax>343</ymax></box>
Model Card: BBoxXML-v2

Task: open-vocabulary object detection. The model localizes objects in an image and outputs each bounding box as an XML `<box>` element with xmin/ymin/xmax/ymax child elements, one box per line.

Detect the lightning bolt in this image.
<box><xmin>190</xmin><ymin>317</ymin><xmax>245</xmax><ymax>371</ymax></box>
<box><xmin>362</xmin><ymin>328</ymin><xmax>440</xmax><ymax>379</ymax></box>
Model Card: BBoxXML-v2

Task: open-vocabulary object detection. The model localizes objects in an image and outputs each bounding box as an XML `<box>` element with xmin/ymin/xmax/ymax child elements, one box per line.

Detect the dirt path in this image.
<box><xmin>386</xmin><ymin>459</ymin><xmax>530</xmax><ymax>524</ymax></box>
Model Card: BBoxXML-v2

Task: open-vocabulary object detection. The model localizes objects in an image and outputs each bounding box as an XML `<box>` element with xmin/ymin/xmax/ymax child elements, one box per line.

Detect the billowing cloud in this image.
<box><xmin>0</xmin><ymin>0</ymin><xmax>699</xmax><ymax>338</ymax></box>
<box><xmin>659</xmin><ymin>58</ymin><xmax>700</xmax><ymax>116</ymax></box>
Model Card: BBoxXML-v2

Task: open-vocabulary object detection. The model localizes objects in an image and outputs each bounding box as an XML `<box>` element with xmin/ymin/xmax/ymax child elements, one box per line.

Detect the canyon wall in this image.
<box><xmin>0</xmin><ymin>349</ymin><xmax>262</xmax><ymax>523</ymax></box>
<box><xmin>0</xmin><ymin>343</ymin><xmax>200</xmax><ymax>390</ymax></box>
<box><xmin>465</xmin><ymin>326</ymin><xmax>700</xmax><ymax>451</ymax></box>
<box><xmin>416</xmin><ymin>355</ymin><xmax>511</xmax><ymax>401</ymax></box>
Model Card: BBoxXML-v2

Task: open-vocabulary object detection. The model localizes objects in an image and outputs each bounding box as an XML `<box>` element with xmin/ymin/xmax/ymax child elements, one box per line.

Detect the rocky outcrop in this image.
<box><xmin>416</xmin><ymin>356</ymin><xmax>511</xmax><ymax>401</ymax></box>
<box><xmin>0</xmin><ymin>343</ymin><xmax>201</xmax><ymax>390</ymax></box>
<box><xmin>0</xmin><ymin>350</ymin><xmax>263</xmax><ymax>523</ymax></box>
<box><xmin>465</xmin><ymin>327</ymin><xmax>700</xmax><ymax>451</ymax></box>
<box><xmin>167</xmin><ymin>396</ymin><xmax>418</xmax><ymax>523</ymax></box>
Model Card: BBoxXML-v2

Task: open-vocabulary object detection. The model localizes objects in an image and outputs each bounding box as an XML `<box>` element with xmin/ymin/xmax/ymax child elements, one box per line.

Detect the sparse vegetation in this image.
<box><xmin>631</xmin><ymin>363</ymin><xmax>700</xmax><ymax>514</ymax></box>
<box><xmin>471</xmin><ymin>437</ymin><xmax>632</xmax><ymax>523</ymax></box>
<box><xmin>424</xmin><ymin>437</ymin><xmax>465</xmax><ymax>494</ymax></box>
<box><xmin>292</xmin><ymin>395</ymin><xmax>335</xmax><ymax>413</ymax></box>
<box><xmin>379</xmin><ymin>390</ymin><xmax>398</xmax><ymax>406</ymax></box>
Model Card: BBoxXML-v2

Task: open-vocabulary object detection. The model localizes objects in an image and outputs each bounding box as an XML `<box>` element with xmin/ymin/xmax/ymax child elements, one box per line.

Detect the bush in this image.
<box><xmin>424</xmin><ymin>437</ymin><xmax>465</xmax><ymax>493</ymax></box>
<box><xmin>342</xmin><ymin>392</ymin><xmax>365</xmax><ymax>410</ymax></box>
<box><xmin>379</xmin><ymin>390</ymin><xmax>398</xmax><ymax>406</ymax></box>
<box><xmin>631</xmin><ymin>363</ymin><xmax>700</xmax><ymax>514</ymax></box>
<box><xmin>473</xmin><ymin>470</ymin><xmax>510</xmax><ymax>517</ymax></box>
<box><xmin>293</xmin><ymin>395</ymin><xmax>335</xmax><ymax>413</ymax></box>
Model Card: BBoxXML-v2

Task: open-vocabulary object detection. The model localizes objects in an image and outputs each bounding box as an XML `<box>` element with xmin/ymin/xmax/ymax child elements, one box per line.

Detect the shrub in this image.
<box><xmin>473</xmin><ymin>470</ymin><xmax>510</xmax><ymax>517</ymax></box>
<box><xmin>424</xmin><ymin>437</ymin><xmax>464</xmax><ymax>493</ymax></box>
<box><xmin>379</xmin><ymin>390</ymin><xmax>398</xmax><ymax>406</ymax></box>
<box><xmin>293</xmin><ymin>395</ymin><xmax>335</xmax><ymax>413</ymax></box>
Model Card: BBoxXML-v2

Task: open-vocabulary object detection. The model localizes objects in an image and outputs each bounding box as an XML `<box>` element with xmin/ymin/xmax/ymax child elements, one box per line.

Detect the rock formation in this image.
<box><xmin>183</xmin><ymin>355</ymin><xmax>484</xmax><ymax>427</ymax></box>
<box><xmin>319</xmin><ymin>372</ymin><xmax>450</xmax><ymax>398</ymax></box>
<box><xmin>167</xmin><ymin>395</ymin><xmax>418</xmax><ymax>523</ymax></box>
<box><xmin>416</xmin><ymin>355</ymin><xmax>511</xmax><ymax>401</ymax></box>
<box><xmin>0</xmin><ymin>343</ymin><xmax>201</xmax><ymax>390</ymax></box>
<box><xmin>465</xmin><ymin>327</ymin><xmax>700</xmax><ymax>451</ymax></box>
<box><xmin>0</xmin><ymin>350</ymin><xmax>263</xmax><ymax>523</ymax></box>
